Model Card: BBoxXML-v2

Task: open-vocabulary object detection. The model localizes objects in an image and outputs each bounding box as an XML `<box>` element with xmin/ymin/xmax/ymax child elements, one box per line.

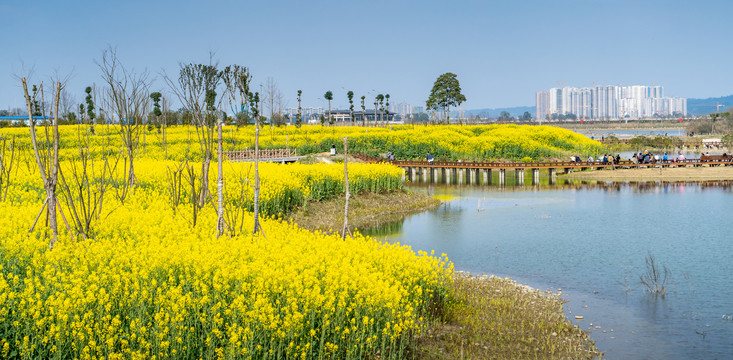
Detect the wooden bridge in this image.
<box><xmin>225</xmin><ymin>149</ymin><xmax>303</xmax><ymax>163</ymax></box>
<box><xmin>353</xmin><ymin>153</ymin><xmax>733</xmax><ymax>186</ymax></box>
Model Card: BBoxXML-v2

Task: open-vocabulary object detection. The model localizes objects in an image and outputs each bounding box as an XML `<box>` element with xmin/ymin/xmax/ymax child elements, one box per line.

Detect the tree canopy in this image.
<box><xmin>426</xmin><ymin>72</ymin><xmax>466</xmax><ymax>124</ymax></box>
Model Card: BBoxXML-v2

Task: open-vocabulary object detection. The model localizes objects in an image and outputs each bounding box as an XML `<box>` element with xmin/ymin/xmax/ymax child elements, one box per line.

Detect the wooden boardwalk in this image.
<box><xmin>353</xmin><ymin>153</ymin><xmax>733</xmax><ymax>186</ymax></box>
<box><xmin>225</xmin><ymin>149</ymin><xmax>303</xmax><ymax>163</ymax></box>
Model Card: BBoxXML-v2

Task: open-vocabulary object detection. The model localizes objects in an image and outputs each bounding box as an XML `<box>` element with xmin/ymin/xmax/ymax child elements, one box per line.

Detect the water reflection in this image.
<box><xmin>364</xmin><ymin>181</ymin><xmax>733</xmax><ymax>360</ymax></box>
<box><xmin>404</xmin><ymin>180</ymin><xmax>733</xmax><ymax>198</ymax></box>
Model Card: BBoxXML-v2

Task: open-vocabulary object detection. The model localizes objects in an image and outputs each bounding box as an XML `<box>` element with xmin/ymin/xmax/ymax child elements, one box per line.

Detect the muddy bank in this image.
<box><xmin>561</xmin><ymin>166</ymin><xmax>733</xmax><ymax>182</ymax></box>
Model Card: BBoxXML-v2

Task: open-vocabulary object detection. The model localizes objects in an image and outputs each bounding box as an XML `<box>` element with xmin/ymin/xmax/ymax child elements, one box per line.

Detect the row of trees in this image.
<box><xmin>14</xmin><ymin>47</ymin><xmax>368</xmax><ymax>248</ymax></box>
<box><xmin>317</xmin><ymin>71</ymin><xmax>469</xmax><ymax>126</ymax></box>
<box><xmin>6</xmin><ymin>71</ymin><xmax>471</xmax><ymax>128</ymax></box>
<box><xmin>686</xmin><ymin>111</ymin><xmax>733</xmax><ymax>136</ymax></box>
<box><xmin>319</xmin><ymin>90</ymin><xmax>393</xmax><ymax>126</ymax></box>
<box><xmin>16</xmin><ymin>48</ymin><xmax>271</xmax><ymax>248</ymax></box>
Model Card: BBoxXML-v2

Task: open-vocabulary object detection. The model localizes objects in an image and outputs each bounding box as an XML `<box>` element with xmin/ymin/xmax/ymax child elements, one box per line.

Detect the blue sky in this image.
<box><xmin>1</xmin><ymin>0</ymin><xmax>731</xmax><ymax>112</ymax></box>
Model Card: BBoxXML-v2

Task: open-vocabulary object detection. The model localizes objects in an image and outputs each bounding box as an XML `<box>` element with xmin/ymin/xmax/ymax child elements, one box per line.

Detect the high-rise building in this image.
<box><xmin>536</xmin><ymin>85</ymin><xmax>686</xmax><ymax>120</ymax></box>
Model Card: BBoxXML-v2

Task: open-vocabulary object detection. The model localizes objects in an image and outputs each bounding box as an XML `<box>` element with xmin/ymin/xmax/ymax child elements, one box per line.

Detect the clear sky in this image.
<box><xmin>1</xmin><ymin>0</ymin><xmax>731</xmax><ymax>112</ymax></box>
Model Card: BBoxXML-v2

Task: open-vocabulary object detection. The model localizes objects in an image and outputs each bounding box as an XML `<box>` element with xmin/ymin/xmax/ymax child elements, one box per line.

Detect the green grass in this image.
<box><xmin>413</xmin><ymin>273</ymin><xmax>602</xmax><ymax>360</ymax></box>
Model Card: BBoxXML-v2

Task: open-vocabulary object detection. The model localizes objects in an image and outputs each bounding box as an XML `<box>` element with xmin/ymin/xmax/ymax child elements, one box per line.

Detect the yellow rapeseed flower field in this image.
<box><xmin>0</xmin><ymin>123</ymin><xmax>601</xmax><ymax>162</ymax></box>
<box><xmin>0</xmin><ymin>125</ymin><xmax>452</xmax><ymax>359</ymax></box>
<box><xmin>0</xmin><ymin>122</ymin><xmax>593</xmax><ymax>359</ymax></box>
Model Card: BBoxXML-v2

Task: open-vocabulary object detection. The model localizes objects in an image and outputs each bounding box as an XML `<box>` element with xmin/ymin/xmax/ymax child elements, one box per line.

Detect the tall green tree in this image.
<box><xmin>324</xmin><ymin>90</ymin><xmax>333</xmax><ymax>126</ymax></box>
<box><xmin>426</xmin><ymin>72</ymin><xmax>466</xmax><ymax>124</ymax></box>
<box><xmin>376</xmin><ymin>94</ymin><xmax>384</xmax><ymax>126</ymax></box>
<box><xmin>347</xmin><ymin>91</ymin><xmax>354</xmax><ymax>125</ymax></box>
<box><xmin>521</xmin><ymin>111</ymin><xmax>532</xmax><ymax>121</ymax></box>
<box><xmin>296</xmin><ymin>90</ymin><xmax>303</xmax><ymax>128</ymax></box>
<box><xmin>385</xmin><ymin>94</ymin><xmax>390</xmax><ymax>124</ymax></box>
<box><xmin>360</xmin><ymin>95</ymin><xmax>366</xmax><ymax>127</ymax></box>
<box><xmin>149</xmin><ymin>91</ymin><xmax>166</xmax><ymax>158</ymax></box>
<box><xmin>84</xmin><ymin>86</ymin><xmax>96</xmax><ymax>125</ymax></box>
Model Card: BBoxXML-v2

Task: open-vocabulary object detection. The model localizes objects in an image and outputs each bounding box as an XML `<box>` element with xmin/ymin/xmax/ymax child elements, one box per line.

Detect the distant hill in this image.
<box><xmin>686</xmin><ymin>95</ymin><xmax>733</xmax><ymax>116</ymax></box>
<box><xmin>462</xmin><ymin>106</ymin><xmax>535</xmax><ymax>118</ymax></box>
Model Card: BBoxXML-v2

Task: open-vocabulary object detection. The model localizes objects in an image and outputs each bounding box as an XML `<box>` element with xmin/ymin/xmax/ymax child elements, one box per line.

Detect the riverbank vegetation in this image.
<box><xmin>414</xmin><ymin>274</ymin><xmax>601</xmax><ymax>359</ymax></box>
<box><xmin>288</xmin><ymin>190</ymin><xmax>440</xmax><ymax>234</ymax></box>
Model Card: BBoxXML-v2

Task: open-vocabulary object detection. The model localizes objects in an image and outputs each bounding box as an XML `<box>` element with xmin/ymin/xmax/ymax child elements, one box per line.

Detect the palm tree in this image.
<box><xmin>385</xmin><ymin>94</ymin><xmax>390</xmax><ymax>124</ymax></box>
<box><xmin>361</xmin><ymin>96</ymin><xmax>366</xmax><ymax>127</ymax></box>
<box><xmin>324</xmin><ymin>91</ymin><xmax>333</xmax><ymax>126</ymax></box>
<box><xmin>347</xmin><ymin>91</ymin><xmax>354</xmax><ymax>126</ymax></box>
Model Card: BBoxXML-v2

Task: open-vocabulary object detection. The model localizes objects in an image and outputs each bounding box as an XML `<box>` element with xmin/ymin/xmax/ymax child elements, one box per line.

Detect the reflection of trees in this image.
<box><xmin>362</xmin><ymin>220</ymin><xmax>404</xmax><ymax>238</ymax></box>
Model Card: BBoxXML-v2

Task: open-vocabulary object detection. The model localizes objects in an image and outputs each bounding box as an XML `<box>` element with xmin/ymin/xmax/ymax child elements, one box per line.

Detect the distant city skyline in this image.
<box><xmin>1</xmin><ymin>0</ymin><xmax>732</xmax><ymax>113</ymax></box>
<box><xmin>536</xmin><ymin>85</ymin><xmax>687</xmax><ymax>120</ymax></box>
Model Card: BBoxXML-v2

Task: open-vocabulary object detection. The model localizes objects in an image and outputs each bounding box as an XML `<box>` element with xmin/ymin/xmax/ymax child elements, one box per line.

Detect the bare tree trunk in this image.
<box><xmin>49</xmin><ymin>85</ymin><xmax>60</xmax><ymax>248</ymax></box>
<box><xmin>342</xmin><ymin>137</ymin><xmax>350</xmax><ymax>240</ymax></box>
<box><xmin>22</xmin><ymin>79</ymin><xmax>62</xmax><ymax>248</ymax></box>
<box><xmin>162</xmin><ymin>97</ymin><xmax>168</xmax><ymax>160</ymax></box>
<box><xmin>128</xmin><ymin>145</ymin><xmax>136</xmax><ymax>187</ymax></box>
<box><xmin>253</xmin><ymin>125</ymin><xmax>260</xmax><ymax>234</ymax></box>
<box><xmin>216</xmin><ymin>117</ymin><xmax>224</xmax><ymax>237</ymax></box>
<box><xmin>374</xmin><ymin>102</ymin><xmax>378</xmax><ymax>127</ymax></box>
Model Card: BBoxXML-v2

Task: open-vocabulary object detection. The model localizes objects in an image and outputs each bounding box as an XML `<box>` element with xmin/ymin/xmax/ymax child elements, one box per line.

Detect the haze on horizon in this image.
<box><xmin>1</xmin><ymin>0</ymin><xmax>731</xmax><ymax>112</ymax></box>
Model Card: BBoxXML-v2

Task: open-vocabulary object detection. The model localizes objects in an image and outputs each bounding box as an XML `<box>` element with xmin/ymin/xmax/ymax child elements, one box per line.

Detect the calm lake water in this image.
<box><xmin>581</xmin><ymin>129</ymin><xmax>684</xmax><ymax>137</ymax></box>
<box><xmin>363</xmin><ymin>182</ymin><xmax>733</xmax><ymax>360</ymax></box>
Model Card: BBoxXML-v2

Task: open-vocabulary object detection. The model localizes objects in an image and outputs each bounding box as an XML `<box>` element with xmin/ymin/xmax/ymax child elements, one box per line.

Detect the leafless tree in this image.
<box><xmin>342</xmin><ymin>137</ymin><xmax>352</xmax><ymax>240</ymax></box>
<box><xmin>97</xmin><ymin>47</ymin><xmax>151</xmax><ymax>202</ymax></box>
<box><xmin>0</xmin><ymin>135</ymin><xmax>16</xmax><ymax>202</ymax></box>
<box><xmin>264</xmin><ymin>77</ymin><xmax>287</xmax><ymax>127</ymax></box>
<box><xmin>164</xmin><ymin>59</ymin><xmax>221</xmax><ymax>206</ymax></box>
<box><xmin>160</xmin><ymin>95</ymin><xmax>169</xmax><ymax>160</ymax></box>
<box><xmin>22</xmin><ymin>79</ymin><xmax>63</xmax><ymax>249</ymax></box>
<box><xmin>265</xmin><ymin>77</ymin><xmax>277</xmax><ymax>127</ymax></box>
<box><xmin>221</xmin><ymin>65</ymin><xmax>252</xmax><ymax>236</ymax></box>
<box><xmin>640</xmin><ymin>252</ymin><xmax>672</xmax><ymax>297</ymax></box>
<box><xmin>59</xmin><ymin>86</ymin><xmax>76</xmax><ymax>122</ymax></box>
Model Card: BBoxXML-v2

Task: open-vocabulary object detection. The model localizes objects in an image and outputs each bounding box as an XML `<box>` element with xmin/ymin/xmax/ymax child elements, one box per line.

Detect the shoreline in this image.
<box><xmin>285</xmin><ymin>189</ymin><xmax>441</xmax><ymax>234</ymax></box>
<box><xmin>560</xmin><ymin>166</ymin><xmax>733</xmax><ymax>182</ymax></box>
<box><xmin>288</xmin><ymin>190</ymin><xmax>601</xmax><ymax>359</ymax></box>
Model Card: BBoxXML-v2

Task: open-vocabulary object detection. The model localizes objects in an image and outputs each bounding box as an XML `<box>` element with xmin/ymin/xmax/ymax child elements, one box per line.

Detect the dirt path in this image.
<box><xmin>562</xmin><ymin>166</ymin><xmax>733</xmax><ymax>181</ymax></box>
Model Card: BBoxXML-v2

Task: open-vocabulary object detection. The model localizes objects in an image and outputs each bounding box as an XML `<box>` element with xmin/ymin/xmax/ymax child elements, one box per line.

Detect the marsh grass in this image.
<box><xmin>287</xmin><ymin>190</ymin><xmax>440</xmax><ymax>233</ymax></box>
<box><xmin>414</xmin><ymin>273</ymin><xmax>602</xmax><ymax>360</ymax></box>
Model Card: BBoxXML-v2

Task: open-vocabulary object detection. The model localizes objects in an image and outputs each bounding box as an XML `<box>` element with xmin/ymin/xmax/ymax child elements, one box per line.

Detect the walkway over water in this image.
<box><xmin>354</xmin><ymin>153</ymin><xmax>733</xmax><ymax>186</ymax></box>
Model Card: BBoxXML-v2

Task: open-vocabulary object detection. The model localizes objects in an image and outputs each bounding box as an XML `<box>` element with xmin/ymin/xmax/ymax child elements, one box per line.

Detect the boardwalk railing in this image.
<box><xmin>354</xmin><ymin>153</ymin><xmax>733</xmax><ymax>170</ymax></box>
<box><xmin>355</xmin><ymin>152</ymin><xmax>733</xmax><ymax>186</ymax></box>
<box><xmin>225</xmin><ymin>149</ymin><xmax>297</xmax><ymax>161</ymax></box>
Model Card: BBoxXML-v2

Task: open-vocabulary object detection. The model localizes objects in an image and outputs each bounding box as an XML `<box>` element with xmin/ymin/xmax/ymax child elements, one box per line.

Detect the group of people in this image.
<box><xmin>571</xmin><ymin>154</ymin><xmax>621</xmax><ymax>164</ymax></box>
<box><xmin>632</xmin><ymin>151</ymin><xmax>685</xmax><ymax>164</ymax></box>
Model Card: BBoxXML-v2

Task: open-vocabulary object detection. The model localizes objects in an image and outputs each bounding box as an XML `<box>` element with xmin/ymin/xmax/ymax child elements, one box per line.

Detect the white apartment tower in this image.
<box><xmin>536</xmin><ymin>85</ymin><xmax>686</xmax><ymax>120</ymax></box>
